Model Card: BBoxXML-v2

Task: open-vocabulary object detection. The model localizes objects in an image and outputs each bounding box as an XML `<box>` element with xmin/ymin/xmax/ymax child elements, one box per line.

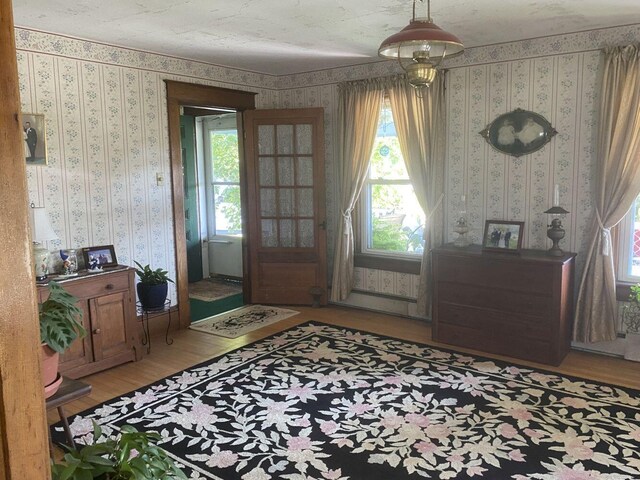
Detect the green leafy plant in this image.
<box><xmin>134</xmin><ymin>262</ymin><xmax>174</xmax><ymax>286</ymax></box>
<box><xmin>51</xmin><ymin>422</ymin><xmax>187</xmax><ymax>480</ymax></box>
<box><xmin>40</xmin><ymin>281</ymin><xmax>86</xmax><ymax>353</ymax></box>
<box><xmin>623</xmin><ymin>284</ymin><xmax>640</xmax><ymax>334</ymax></box>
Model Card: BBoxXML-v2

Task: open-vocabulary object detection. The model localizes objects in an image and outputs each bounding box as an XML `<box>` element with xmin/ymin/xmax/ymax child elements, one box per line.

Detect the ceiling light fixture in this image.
<box><xmin>378</xmin><ymin>0</ymin><xmax>464</xmax><ymax>90</ymax></box>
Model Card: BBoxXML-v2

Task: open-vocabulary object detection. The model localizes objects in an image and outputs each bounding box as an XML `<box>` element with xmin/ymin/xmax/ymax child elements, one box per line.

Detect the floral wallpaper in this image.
<box><xmin>17</xmin><ymin>27</ymin><xmax>279</xmax><ymax>304</ymax></box>
<box><xmin>15</xmin><ymin>23</ymin><xmax>640</xmax><ymax>314</ymax></box>
<box><xmin>274</xmin><ymin>23</ymin><xmax>640</xmax><ymax>313</ymax></box>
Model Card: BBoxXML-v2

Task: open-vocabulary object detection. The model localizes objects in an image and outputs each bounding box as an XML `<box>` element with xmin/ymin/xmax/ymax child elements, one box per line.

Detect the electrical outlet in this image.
<box><xmin>156</xmin><ymin>172</ymin><xmax>164</xmax><ymax>186</ymax></box>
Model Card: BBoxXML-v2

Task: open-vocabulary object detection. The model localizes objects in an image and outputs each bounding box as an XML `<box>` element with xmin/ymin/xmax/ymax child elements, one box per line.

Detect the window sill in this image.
<box><xmin>617</xmin><ymin>281</ymin><xmax>635</xmax><ymax>301</ymax></box>
<box><xmin>354</xmin><ymin>253</ymin><xmax>421</xmax><ymax>275</ymax></box>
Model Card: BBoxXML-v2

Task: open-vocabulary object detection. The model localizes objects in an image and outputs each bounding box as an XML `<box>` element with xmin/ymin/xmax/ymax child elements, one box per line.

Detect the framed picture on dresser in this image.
<box><xmin>82</xmin><ymin>245</ymin><xmax>118</xmax><ymax>269</ymax></box>
<box><xmin>482</xmin><ymin>220</ymin><xmax>524</xmax><ymax>252</ymax></box>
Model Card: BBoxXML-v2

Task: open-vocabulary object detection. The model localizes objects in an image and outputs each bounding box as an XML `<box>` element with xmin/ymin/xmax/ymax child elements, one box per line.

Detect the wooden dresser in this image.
<box><xmin>432</xmin><ymin>245</ymin><xmax>576</xmax><ymax>366</ymax></box>
<box><xmin>38</xmin><ymin>267</ymin><xmax>141</xmax><ymax>378</ymax></box>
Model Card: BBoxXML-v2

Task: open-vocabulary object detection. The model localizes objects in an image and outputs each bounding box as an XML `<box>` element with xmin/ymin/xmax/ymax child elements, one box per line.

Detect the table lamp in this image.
<box><xmin>29</xmin><ymin>204</ymin><xmax>58</xmax><ymax>281</ymax></box>
<box><xmin>544</xmin><ymin>185</ymin><xmax>569</xmax><ymax>256</ymax></box>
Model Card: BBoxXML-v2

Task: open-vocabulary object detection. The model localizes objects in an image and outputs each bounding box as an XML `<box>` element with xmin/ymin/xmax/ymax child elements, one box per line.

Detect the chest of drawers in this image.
<box><xmin>432</xmin><ymin>245</ymin><xmax>575</xmax><ymax>365</ymax></box>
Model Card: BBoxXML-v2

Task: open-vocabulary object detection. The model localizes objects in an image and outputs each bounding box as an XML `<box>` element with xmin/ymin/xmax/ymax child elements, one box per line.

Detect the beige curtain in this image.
<box><xmin>387</xmin><ymin>75</ymin><xmax>446</xmax><ymax>317</ymax></box>
<box><xmin>330</xmin><ymin>79</ymin><xmax>384</xmax><ymax>301</ymax></box>
<box><xmin>574</xmin><ymin>44</ymin><xmax>640</xmax><ymax>342</ymax></box>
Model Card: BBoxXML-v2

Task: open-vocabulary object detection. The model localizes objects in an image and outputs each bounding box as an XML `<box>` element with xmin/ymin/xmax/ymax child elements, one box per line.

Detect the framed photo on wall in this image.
<box><xmin>82</xmin><ymin>245</ymin><xmax>118</xmax><ymax>269</ymax></box>
<box><xmin>22</xmin><ymin>113</ymin><xmax>47</xmax><ymax>166</ymax></box>
<box><xmin>482</xmin><ymin>220</ymin><xmax>524</xmax><ymax>253</ymax></box>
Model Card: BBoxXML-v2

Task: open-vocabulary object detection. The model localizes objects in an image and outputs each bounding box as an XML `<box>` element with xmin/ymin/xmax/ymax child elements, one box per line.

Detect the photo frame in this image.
<box><xmin>22</xmin><ymin>113</ymin><xmax>47</xmax><ymax>166</ymax></box>
<box><xmin>479</xmin><ymin>108</ymin><xmax>557</xmax><ymax>157</ymax></box>
<box><xmin>82</xmin><ymin>245</ymin><xmax>118</xmax><ymax>269</ymax></box>
<box><xmin>482</xmin><ymin>220</ymin><xmax>524</xmax><ymax>253</ymax></box>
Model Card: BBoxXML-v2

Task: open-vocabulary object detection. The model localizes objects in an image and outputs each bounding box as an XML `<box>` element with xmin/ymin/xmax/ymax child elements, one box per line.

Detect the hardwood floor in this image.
<box><xmin>48</xmin><ymin>305</ymin><xmax>640</xmax><ymax>425</ymax></box>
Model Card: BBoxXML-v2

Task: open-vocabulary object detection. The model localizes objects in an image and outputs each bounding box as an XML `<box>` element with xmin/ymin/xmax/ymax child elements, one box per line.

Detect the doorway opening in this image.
<box><xmin>166</xmin><ymin>81</ymin><xmax>256</xmax><ymax>328</ymax></box>
<box><xmin>181</xmin><ymin>111</ymin><xmax>244</xmax><ymax>321</ymax></box>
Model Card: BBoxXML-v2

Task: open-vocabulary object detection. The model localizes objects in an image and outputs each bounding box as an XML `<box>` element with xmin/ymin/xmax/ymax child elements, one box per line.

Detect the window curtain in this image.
<box><xmin>574</xmin><ymin>44</ymin><xmax>640</xmax><ymax>342</ymax></box>
<box><xmin>330</xmin><ymin>79</ymin><xmax>385</xmax><ymax>301</ymax></box>
<box><xmin>387</xmin><ymin>75</ymin><xmax>446</xmax><ymax>317</ymax></box>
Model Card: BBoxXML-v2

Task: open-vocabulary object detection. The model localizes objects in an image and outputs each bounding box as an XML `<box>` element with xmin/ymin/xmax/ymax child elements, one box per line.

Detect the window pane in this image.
<box><xmin>279</xmin><ymin>188</ymin><xmax>294</xmax><ymax>217</ymax></box>
<box><xmin>278</xmin><ymin>157</ymin><xmax>294</xmax><ymax>186</ymax></box>
<box><xmin>277</xmin><ymin>125</ymin><xmax>293</xmax><ymax>154</ymax></box>
<box><xmin>296</xmin><ymin>124</ymin><xmax>313</xmax><ymax>154</ymax></box>
<box><xmin>211</xmin><ymin>132</ymin><xmax>239</xmax><ymax>182</ymax></box>
<box><xmin>368</xmin><ymin>183</ymin><xmax>425</xmax><ymax>254</ymax></box>
<box><xmin>280</xmin><ymin>219</ymin><xmax>294</xmax><ymax>247</ymax></box>
<box><xmin>299</xmin><ymin>219</ymin><xmax>314</xmax><ymax>247</ymax></box>
<box><xmin>258</xmin><ymin>125</ymin><xmax>274</xmax><ymax>155</ymax></box>
<box><xmin>213</xmin><ymin>185</ymin><xmax>242</xmax><ymax>234</ymax></box>
<box><xmin>259</xmin><ymin>157</ymin><xmax>276</xmax><ymax>186</ymax></box>
<box><xmin>261</xmin><ymin>219</ymin><xmax>277</xmax><ymax>247</ymax></box>
<box><xmin>297</xmin><ymin>157</ymin><xmax>313</xmax><ymax>186</ymax></box>
<box><xmin>260</xmin><ymin>188</ymin><xmax>276</xmax><ymax>217</ymax></box>
<box><xmin>369</xmin><ymin>101</ymin><xmax>408</xmax><ymax>180</ymax></box>
<box><xmin>632</xmin><ymin>198</ymin><xmax>640</xmax><ymax>277</ymax></box>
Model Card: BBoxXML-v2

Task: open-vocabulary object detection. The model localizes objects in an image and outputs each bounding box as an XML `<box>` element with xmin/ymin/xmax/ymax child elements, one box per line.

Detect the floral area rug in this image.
<box><xmin>53</xmin><ymin>322</ymin><xmax>640</xmax><ymax>479</ymax></box>
<box><xmin>189</xmin><ymin>305</ymin><xmax>299</xmax><ymax>338</ymax></box>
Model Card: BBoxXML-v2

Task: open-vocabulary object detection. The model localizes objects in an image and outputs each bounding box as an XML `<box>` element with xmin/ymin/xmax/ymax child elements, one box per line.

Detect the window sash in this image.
<box><xmin>617</xmin><ymin>198</ymin><xmax>640</xmax><ymax>283</ymax></box>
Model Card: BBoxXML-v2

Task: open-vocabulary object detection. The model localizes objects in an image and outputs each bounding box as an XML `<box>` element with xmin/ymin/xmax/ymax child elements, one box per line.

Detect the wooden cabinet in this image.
<box><xmin>38</xmin><ymin>267</ymin><xmax>141</xmax><ymax>378</ymax></box>
<box><xmin>432</xmin><ymin>245</ymin><xmax>576</xmax><ymax>366</ymax></box>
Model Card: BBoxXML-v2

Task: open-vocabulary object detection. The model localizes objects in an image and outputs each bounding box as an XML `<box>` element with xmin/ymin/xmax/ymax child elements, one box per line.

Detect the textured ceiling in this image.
<box><xmin>12</xmin><ymin>0</ymin><xmax>640</xmax><ymax>75</ymax></box>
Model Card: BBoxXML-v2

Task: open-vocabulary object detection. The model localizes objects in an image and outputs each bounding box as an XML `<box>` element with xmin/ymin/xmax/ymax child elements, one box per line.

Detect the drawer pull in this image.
<box><xmin>93</xmin><ymin>328</ymin><xmax>101</xmax><ymax>335</ymax></box>
<box><xmin>105</xmin><ymin>284</ymin><xmax>114</xmax><ymax>290</ymax></box>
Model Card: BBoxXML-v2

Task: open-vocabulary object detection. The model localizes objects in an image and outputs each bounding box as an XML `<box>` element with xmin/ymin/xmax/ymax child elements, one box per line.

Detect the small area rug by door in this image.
<box><xmin>188</xmin><ymin>278</ymin><xmax>242</xmax><ymax>302</ymax></box>
<box><xmin>189</xmin><ymin>304</ymin><xmax>299</xmax><ymax>338</ymax></box>
<box><xmin>52</xmin><ymin>322</ymin><xmax>640</xmax><ymax>479</ymax></box>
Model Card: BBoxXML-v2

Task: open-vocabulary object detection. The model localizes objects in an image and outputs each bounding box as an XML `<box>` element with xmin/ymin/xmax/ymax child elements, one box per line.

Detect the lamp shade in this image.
<box><xmin>544</xmin><ymin>206</ymin><xmax>570</xmax><ymax>215</ymax></box>
<box><xmin>378</xmin><ymin>18</ymin><xmax>464</xmax><ymax>60</ymax></box>
<box><xmin>29</xmin><ymin>206</ymin><xmax>57</xmax><ymax>243</ymax></box>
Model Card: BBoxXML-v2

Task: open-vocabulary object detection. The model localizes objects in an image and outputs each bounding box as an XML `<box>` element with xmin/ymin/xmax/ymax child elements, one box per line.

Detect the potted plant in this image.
<box><xmin>134</xmin><ymin>262</ymin><xmax>174</xmax><ymax>310</ymax></box>
<box><xmin>623</xmin><ymin>284</ymin><xmax>640</xmax><ymax>361</ymax></box>
<box><xmin>51</xmin><ymin>421</ymin><xmax>187</xmax><ymax>479</ymax></box>
<box><xmin>40</xmin><ymin>281</ymin><xmax>86</xmax><ymax>397</ymax></box>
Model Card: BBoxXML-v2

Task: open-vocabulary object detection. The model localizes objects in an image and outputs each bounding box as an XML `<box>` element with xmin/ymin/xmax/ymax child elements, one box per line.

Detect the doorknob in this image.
<box><xmin>319</xmin><ymin>220</ymin><xmax>327</xmax><ymax>230</ymax></box>
<box><xmin>93</xmin><ymin>328</ymin><xmax>101</xmax><ymax>335</ymax></box>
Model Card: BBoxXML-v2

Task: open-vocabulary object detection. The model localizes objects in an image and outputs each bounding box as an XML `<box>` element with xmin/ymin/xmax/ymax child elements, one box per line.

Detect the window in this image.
<box><xmin>360</xmin><ymin>98</ymin><xmax>425</xmax><ymax>257</ymax></box>
<box><xmin>210</xmin><ymin>129</ymin><xmax>241</xmax><ymax>235</ymax></box>
<box><xmin>618</xmin><ymin>194</ymin><xmax>640</xmax><ymax>282</ymax></box>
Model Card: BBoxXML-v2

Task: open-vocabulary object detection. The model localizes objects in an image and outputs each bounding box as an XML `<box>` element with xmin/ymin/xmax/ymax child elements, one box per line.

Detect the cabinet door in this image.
<box><xmin>59</xmin><ymin>299</ymin><xmax>94</xmax><ymax>372</ymax></box>
<box><xmin>89</xmin><ymin>291</ymin><xmax>131</xmax><ymax>361</ymax></box>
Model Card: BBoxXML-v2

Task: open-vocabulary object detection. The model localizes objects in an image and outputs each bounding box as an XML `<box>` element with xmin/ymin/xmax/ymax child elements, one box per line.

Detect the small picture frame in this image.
<box><xmin>482</xmin><ymin>220</ymin><xmax>524</xmax><ymax>252</ymax></box>
<box><xmin>82</xmin><ymin>245</ymin><xmax>118</xmax><ymax>269</ymax></box>
<box><xmin>22</xmin><ymin>113</ymin><xmax>47</xmax><ymax>166</ymax></box>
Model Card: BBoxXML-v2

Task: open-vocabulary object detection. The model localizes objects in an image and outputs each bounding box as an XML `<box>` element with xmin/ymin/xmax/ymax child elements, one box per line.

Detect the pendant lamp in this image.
<box><xmin>378</xmin><ymin>0</ymin><xmax>464</xmax><ymax>90</ymax></box>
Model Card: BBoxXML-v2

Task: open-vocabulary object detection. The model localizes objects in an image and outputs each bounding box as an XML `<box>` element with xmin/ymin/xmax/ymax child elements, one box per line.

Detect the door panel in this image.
<box><xmin>180</xmin><ymin>115</ymin><xmax>203</xmax><ymax>283</ymax></box>
<box><xmin>244</xmin><ymin>108</ymin><xmax>327</xmax><ymax>305</ymax></box>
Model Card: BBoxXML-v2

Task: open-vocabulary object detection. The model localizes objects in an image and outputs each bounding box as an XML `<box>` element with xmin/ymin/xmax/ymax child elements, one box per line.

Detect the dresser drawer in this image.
<box><xmin>436</xmin><ymin>323</ymin><xmax>555</xmax><ymax>364</ymax></box>
<box><xmin>438</xmin><ymin>282</ymin><xmax>552</xmax><ymax>317</ymax></box>
<box><xmin>59</xmin><ymin>270</ymin><xmax>131</xmax><ymax>299</ymax></box>
<box><xmin>437</xmin><ymin>303</ymin><xmax>551</xmax><ymax>341</ymax></box>
<box><xmin>436</xmin><ymin>255</ymin><xmax>554</xmax><ymax>294</ymax></box>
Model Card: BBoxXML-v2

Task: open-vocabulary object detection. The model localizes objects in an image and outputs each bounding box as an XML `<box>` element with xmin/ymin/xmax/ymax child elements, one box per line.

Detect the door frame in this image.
<box><xmin>166</xmin><ymin>81</ymin><xmax>256</xmax><ymax>328</ymax></box>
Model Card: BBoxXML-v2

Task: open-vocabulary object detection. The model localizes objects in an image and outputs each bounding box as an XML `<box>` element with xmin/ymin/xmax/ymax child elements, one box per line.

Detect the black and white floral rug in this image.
<box><xmin>189</xmin><ymin>305</ymin><xmax>299</xmax><ymax>338</ymax></box>
<box><xmin>53</xmin><ymin>322</ymin><xmax>640</xmax><ymax>479</ymax></box>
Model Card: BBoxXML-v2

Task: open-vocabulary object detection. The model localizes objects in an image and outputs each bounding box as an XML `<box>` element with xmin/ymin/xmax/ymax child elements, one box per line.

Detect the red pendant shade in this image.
<box><xmin>378</xmin><ymin>18</ymin><xmax>464</xmax><ymax>60</ymax></box>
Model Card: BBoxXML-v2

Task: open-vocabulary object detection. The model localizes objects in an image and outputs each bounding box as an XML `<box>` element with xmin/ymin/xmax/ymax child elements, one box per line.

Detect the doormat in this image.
<box><xmin>189</xmin><ymin>304</ymin><xmax>299</xmax><ymax>338</ymax></box>
<box><xmin>188</xmin><ymin>277</ymin><xmax>242</xmax><ymax>302</ymax></box>
<box><xmin>53</xmin><ymin>322</ymin><xmax>640</xmax><ymax>479</ymax></box>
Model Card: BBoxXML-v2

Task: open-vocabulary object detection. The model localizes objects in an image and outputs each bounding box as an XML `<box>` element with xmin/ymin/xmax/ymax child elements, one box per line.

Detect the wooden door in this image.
<box><xmin>244</xmin><ymin>108</ymin><xmax>327</xmax><ymax>305</ymax></box>
<box><xmin>59</xmin><ymin>299</ymin><xmax>93</xmax><ymax>372</ymax></box>
<box><xmin>90</xmin><ymin>291</ymin><xmax>130</xmax><ymax>361</ymax></box>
